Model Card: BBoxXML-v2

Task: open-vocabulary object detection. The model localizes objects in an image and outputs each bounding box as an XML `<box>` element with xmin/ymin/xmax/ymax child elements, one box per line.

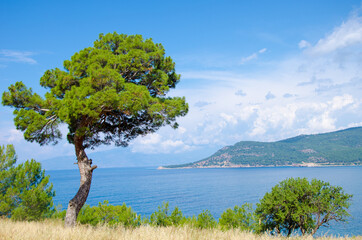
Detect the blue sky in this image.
<box><xmin>1</xmin><ymin>1</ymin><xmax>362</xmax><ymax>166</ymax></box>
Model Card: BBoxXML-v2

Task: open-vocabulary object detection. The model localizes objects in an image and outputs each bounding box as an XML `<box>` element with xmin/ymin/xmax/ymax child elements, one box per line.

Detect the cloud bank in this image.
<box><xmin>130</xmin><ymin>13</ymin><xmax>362</xmax><ymax>153</ymax></box>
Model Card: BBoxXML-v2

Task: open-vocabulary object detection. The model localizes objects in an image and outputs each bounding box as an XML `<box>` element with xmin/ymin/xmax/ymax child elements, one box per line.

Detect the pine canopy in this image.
<box><xmin>2</xmin><ymin>33</ymin><xmax>188</xmax><ymax>149</ymax></box>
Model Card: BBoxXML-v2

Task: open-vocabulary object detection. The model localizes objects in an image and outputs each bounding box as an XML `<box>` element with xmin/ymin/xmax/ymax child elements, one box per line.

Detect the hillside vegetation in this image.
<box><xmin>166</xmin><ymin>127</ymin><xmax>362</xmax><ymax>168</ymax></box>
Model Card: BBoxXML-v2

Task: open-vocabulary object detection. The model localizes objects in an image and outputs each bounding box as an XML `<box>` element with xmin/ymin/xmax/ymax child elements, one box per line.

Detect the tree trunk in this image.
<box><xmin>64</xmin><ymin>140</ymin><xmax>97</xmax><ymax>227</ymax></box>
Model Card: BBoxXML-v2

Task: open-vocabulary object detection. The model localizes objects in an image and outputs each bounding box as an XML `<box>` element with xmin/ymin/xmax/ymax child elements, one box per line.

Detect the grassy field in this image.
<box><xmin>0</xmin><ymin>218</ymin><xmax>361</xmax><ymax>240</ymax></box>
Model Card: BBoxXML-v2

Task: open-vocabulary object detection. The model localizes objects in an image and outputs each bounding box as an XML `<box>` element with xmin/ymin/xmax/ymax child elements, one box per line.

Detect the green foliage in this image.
<box><xmin>255</xmin><ymin>177</ymin><xmax>352</xmax><ymax>236</ymax></box>
<box><xmin>196</xmin><ymin>210</ymin><xmax>217</xmax><ymax>229</ymax></box>
<box><xmin>149</xmin><ymin>202</ymin><xmax>186</xmax><ymax>227</ymax></box>
<box><xmin>2</xmin><ymin>32</ymin><xmax>188</xmax><ymax>149</ymax></box>
<box><xmin>169</xmin><ymin>206</ymin><xmax>185</xmax><ymax>226</ymax></box>
<box><xmin>0</xmin><ymin>144</ymin><xmax>17</xmax><ymax>171</ymax></box>
<box><xmin>51</xmin><ymin>205</ymin><xmax>66</xmax><ymax>220</ymax></box>
<box><xmin>77</xmin><ymin>200</ymin><xmax>140</xmax><ymax>227</ymax></box>
<box><xmin>0</xmin><ymin>144</ymin><xmax>55</xmax><ymax>221</ymax></box>
<box><xmin>219</xmin><ymin>203</ymin><xmax>255</xmax><ymax>230</ymax></box>
<box><xmin>69</xmin><ymin>188</ymin><xmax>351</xmax><ymax>233</ymax></box>
<box><xmin>149</xmin><ymin>202</ymin><xmax>171</xmax><ymax>227</ymax></box>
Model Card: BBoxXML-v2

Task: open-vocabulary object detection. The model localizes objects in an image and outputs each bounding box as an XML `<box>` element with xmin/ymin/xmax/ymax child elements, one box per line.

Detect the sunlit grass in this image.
<box><xmin>0</xmin><ymin>218</ymin><xmax>360</xmax><ymax>240</ymax></box>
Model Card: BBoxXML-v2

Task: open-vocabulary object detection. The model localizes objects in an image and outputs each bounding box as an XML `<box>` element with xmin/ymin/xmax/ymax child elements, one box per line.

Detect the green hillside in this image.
<box><xmin>165</xmin><ymin>127</ymin><xmax>362</xmax><ymax>168</ymax></box>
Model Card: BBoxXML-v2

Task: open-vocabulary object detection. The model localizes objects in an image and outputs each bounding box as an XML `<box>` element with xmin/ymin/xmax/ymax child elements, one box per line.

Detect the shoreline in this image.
<box><xmin>158</xmin><ymin>163</ymin><xmax>360</xmax><ymax>170</ymax></box>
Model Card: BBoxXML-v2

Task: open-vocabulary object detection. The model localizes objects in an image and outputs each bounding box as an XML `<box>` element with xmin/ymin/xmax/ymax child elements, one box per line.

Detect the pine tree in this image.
<box><xmin>0</xmin><ymin>144</ymin><xmax>55</xmax><ymax>220</ymax></box>
<box><xmin>2</xmin><ymin>32</ymin><xmax>188</xmax><ymax>226</ymax></box>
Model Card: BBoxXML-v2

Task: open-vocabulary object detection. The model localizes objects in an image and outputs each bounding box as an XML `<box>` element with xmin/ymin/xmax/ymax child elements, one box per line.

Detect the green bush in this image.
<box><xmin>51</xmin><ymin>205</ymin><xmax>66</xmax><ymax>220</ymax></box>
<box><xmin>169</xmin><ymin>206</ymin><xmax>185</xmax><ymax>226</ymax></box>
<box><xmin>183</xmin><ymin>215</ymin><xmax>197</xmax><ymax>227</ymax></box>
<box><xmin>149</xmin><ymin>202</ymin><xmax>171</xmax><ymax>227</ymax></box>
<box><xmin>219</xmin><ymin>203</ymin><xmax>255</xmax><ymax>230</ymax></box>
<box><xmin>0</xmin><ymin>144</ymin><xmax>55</xmax><ymax>221</ymax></box>
<box><xmin>255</xmin><ymin>177</ymin><xmax>352</xmax><ymax>236</ymax></box>
<box><xmin>77</xmin><ymin>200</ymin><xmax>140</xmax><ymax>227</ymax></box>
<box><xmin>196</xmin><ymin>210</ymin><xmax>217</xmax><ymax>229</ymax></box>
<box><xmin>149</xmin><ymin>202</ymin><xmax>187</xmax><ymax>227</ymax></box>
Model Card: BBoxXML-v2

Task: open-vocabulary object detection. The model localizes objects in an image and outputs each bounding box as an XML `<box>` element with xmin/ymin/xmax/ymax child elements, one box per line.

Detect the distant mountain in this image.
<box><xmin>40</xmin><ymin>146</ymin><xmax>216</xmax><ymax>170</ymax></box>
<box><xmin>164</xmin><ymin>127</ymin><xmax>362</xmax><ymax>168</ymax></box>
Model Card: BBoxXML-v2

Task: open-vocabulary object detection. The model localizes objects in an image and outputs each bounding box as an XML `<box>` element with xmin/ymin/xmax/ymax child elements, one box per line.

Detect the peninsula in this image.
<box><xmin>163</xmin><ymin>127</ymin><xmax>362</xmax><ymax>169</ymax></box>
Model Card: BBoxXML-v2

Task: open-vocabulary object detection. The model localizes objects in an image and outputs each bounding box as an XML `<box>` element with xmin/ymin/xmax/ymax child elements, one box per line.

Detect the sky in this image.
<box><xmin>1</xmin><ymin>0</ymin><xmax>362</xmax><ymax>166</ymax></box>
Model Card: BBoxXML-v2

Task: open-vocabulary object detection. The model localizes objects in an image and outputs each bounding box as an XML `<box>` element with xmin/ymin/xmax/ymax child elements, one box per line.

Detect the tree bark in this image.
<box><xmin>64</xmin><ymin>139</ymin><xmax>97</xmax><ymax>227</ymax></box>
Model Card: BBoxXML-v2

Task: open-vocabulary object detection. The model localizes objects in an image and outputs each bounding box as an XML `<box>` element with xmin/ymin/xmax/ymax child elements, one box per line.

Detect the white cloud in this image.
<box><xmin>246</xmin><ymin>94</ymin><xmax>358</xmax><ymax>139</ymax></box>
<box><xmin>130</xmin><ymin>130</ymin><xmax>193</xmax><ymax>154</ymax></box>
<box><xmin>258</xmin><ymin>48</ymin><xmax>267</xmax><ymax>53</ymax></box>
<box><xmin>240</xmin><ymin>53</ymin><xmax>258</xmax><ymax>64</ymax></box>
<box><xmin>329</xmin><ymin>94</ymin><xmax>354</xmax><ymax>110</ymax></box>
<box><xmin>238</xmin><ymin>105</ymin><xmax>258</xmax><ymax>121</ymax></box>
<box><xmin>0</xmin><ymin>123</ymin><xmax>75</xmax><ymax>162</ymax></box>
<box><xmin>161</xmin><ymin>140</ymin><xmax>184</xmax><ymax>148</ymax></box>
<box><xmin>220</xmin><ymin>113</ymin><xmax>238</xmax><ymax>125</ymax></box>
<box><xmin>248</xmin><ymin>103</ymin><xmax>298</xmax><ymax>137</ymax></box>
<box><xmin>307</xmin><ymin>112</ymin><xmax>336</xmax><ymax>133</ymax></box>
<box><xmin>173</xmin><ymin>40</ymin><xmax>361</xmax><ymax>144</ymax></box>
<box><xmin>7</xmin><ymin>129</ymin><xmax>23</xmax><ymax>143</ymax></box>
<box><xmin>306</xmin><ymin>15</ymin><xmax>362</xmax><ymax>55</ymax></box>
<box><xmin>177</xmin><ymin>126</ymin><xmax>187</xmax><ymax>134</ymax></box>
<box><xmin>299</xmin><ymin>40</ymin><xmax>311</xmax><ymax>49</ymax></box>
<box><xmin>0</xmin><ymin>49</ymin><xmax>37</xmax><ymax>64</ymax></box>
<box><xmin>347</xmin><ymin>122</ymin><xmax>362</xmax><ymax>128</ymax></box>
<box><xmin>240</xmin><ymin>48</ymin><xmax>267</xmax><ymax>64</ymax></box>
<box><xmin>138</xmin><ymin>133</ymin><xmax>161</xmax><ymax>145</ymax></box>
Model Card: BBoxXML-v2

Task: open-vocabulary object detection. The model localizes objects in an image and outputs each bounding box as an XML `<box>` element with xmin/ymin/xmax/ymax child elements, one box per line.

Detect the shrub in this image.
<box><xmin>149</xmin><ymin>202</ymin><xmax>186</xmax><ymax>227</ymax></box>
<box><xmin>149</xmin><ymin>202</ymin><xmax>171</xmax><ymax>226</ymax></box>
<box><xmin>77</xmin><ymin>200</ymin><xmax>140</xmax><ymax>227</ymax></box>
<box><xmin>219</xmin><ymin>203</ymin><xmax>255</xmax><ymax>230</ymax></box>
<box><xmin>51</xmin><ymin>205</ymin><xmax>66</xmax><ymax>220</ymax></box>
<box><xmin>170</xmin><ymin>206</ymin><xmax>185</xmax><ymax>226</ymax></box>
<box><xmin>255</xmin><ymin>177</ymin><xmax>352</xmax><ymax>236</ymax></box>
<box><xmin>196</xmin><ymin>210</ymin><xmax>217</xmax><ymax>229</ymax></box>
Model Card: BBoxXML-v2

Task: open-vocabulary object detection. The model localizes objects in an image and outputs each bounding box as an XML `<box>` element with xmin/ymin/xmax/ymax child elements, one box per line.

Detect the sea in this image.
<box><xmin>48</xmin><ymin>166</ymin><xmax>362</xmax><ymax>236</ymax></box>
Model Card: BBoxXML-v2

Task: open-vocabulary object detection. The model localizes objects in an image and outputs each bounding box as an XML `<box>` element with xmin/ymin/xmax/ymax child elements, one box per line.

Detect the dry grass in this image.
<box><xmin>0</xmin><ymin>218</ymin><xmax>360</xmax><ymax>240</ymax></box>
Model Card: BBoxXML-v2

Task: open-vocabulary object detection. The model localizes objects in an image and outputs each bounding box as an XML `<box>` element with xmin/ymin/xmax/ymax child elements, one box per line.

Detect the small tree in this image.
<box><xmin>255</xmin><ymin>177</ymin><xmax>352</xmax><ymax>236</ymax></box>
<box><xmin>0</xmin><ymin>144</ymin><xmax>55</xmax><ymax>220</ymax></box>
<box><xmin>2</xmin><ymin>32</ymin><xmax>188</xmax><ymax>226</ymax></box>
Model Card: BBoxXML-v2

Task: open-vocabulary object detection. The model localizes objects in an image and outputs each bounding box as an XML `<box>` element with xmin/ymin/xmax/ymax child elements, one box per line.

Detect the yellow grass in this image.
<box><xmin>0</xmin><ymin>218</ymin><xmax>360</xmax><ymax>240</ymax></box>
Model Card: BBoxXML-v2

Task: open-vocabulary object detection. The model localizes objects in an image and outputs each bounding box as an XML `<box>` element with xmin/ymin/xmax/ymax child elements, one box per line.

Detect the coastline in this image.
<box><xmin>158</xmin><ymin>163</ymin><xmax>360</xmax><ymax>170</ymax></box>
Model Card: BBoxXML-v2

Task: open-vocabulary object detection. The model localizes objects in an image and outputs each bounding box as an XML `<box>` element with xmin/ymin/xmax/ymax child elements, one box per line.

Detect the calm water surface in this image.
<box><xmin>48</xmin><ymin>166</ymin><xmax>362</xmax><ymax>236</ymax></box>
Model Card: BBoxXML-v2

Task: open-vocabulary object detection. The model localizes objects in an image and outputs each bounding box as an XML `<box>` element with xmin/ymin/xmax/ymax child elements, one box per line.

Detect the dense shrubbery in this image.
<box><xmin>66</xmin><ymin>177</ymin><xmax>352</xmax><ymax>237</ymax></box>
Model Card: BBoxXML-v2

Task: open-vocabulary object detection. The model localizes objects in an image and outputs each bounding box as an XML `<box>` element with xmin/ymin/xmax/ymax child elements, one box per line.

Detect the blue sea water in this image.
<box><xmin>48</xmin><ymin>166</ymin><xmax>362</xmax><ymax>236</ymax></box>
